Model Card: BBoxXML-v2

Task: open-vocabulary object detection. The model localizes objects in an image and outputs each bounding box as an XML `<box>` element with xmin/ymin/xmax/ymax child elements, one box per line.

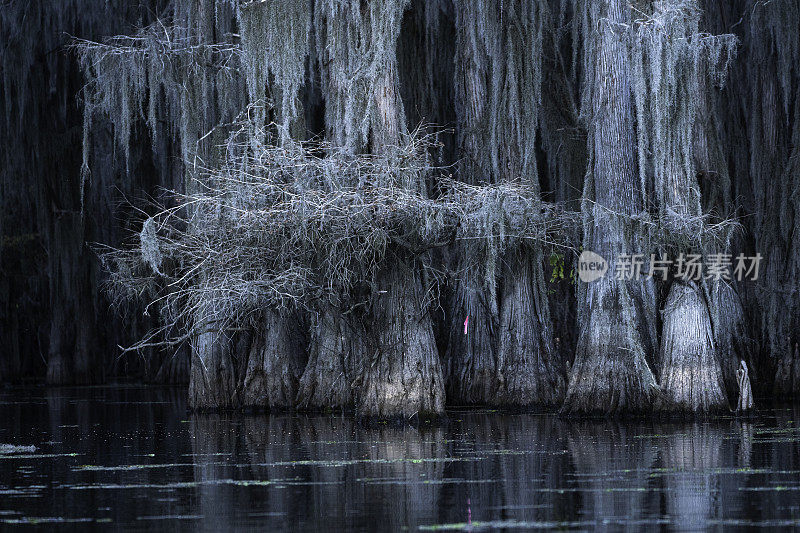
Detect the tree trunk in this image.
<box><xmin>72</xmin><ymin>296</ymin><xmax>96</xmax><ymax>384</ymax></box>
<box><xmin>768</xmin><ymin>241</ymin><xmax>800</xmax><ymax>398</ymax></box>
<box><xmin>658</xmin><ymin>280</ymin><xmax>729</xmax><ymax>413</ymax></box>
<box><xmin>710</xmin><ymin>280</ymin><xmax>750</xmax><ymax>402</ymax></box>
<box><xmin>496</xmin><ymin>248</ymin><xmax>565</xmax><ymax>407</ymax></box>
<box><xmin>356</xmin><ymin>5</ymin><xmax>445</xmax><ymax>420</ymax></box>
<box><xmin>445</xmin><ymin>255</ymin><xmax>498</xmax><ymax>404</ymax></box>
<box><xmin>358</xmin><ymin>260</ymin><xmax>445</xmax><ymax>421</ymax></box>
<box><xmin>774</xmin><ymin>342</ymin><xmax>800</xmax><ymax>399</ymax></box>
<box><xmin>240</xmin><ymin>310</ymin><xmax>306</xmax><ymax>410</ymax></box>
<box><xmin>297</xmin><ymin>303</ymin><xmax>362</xmax><ymax>410</ymax></box>
<box><xmin>445</xmin><ymin>0</ymin><xmax>500</xmax><ymax>405</ymax></box>
<box><xmin>487</xmin><ymin>0</ymin><xmax>561</xmax><ymax>408</ymax></box>
<box><xmin>563</xmin><ymin>276</ymin><xmax>659</xmax><ymax>415</ymax></box>
<box><xmin>647</xmin><ymin>0</ymin><xmax>732</xmax><ymax>414</ymax></box>
<box><xmin>188</xmin><ymin>307</ymin><xmax>238</xmax><ymax>411</ymax></box>
<box><xmin>46</xmin><ymin>228</ymin><xmax>75</xmax><ymax>386</ymax></box>
<box><xmin>562</xmin><ymin>0</ymin><xmax>659</xmax><ymax>415</ymax></box>
<box><xmin>46</xmin><ymin>213</ymin><xmax>97</xmax><ymax>384</ymax></box>
<box><xmin>46</xmin><ymin>309</ymin><xmax>73</xmax><ymax>385</ymax></box>
<box><xmin>153</xmin><ymin>345</ymin><xmax>190</xmax><ymax>384</ymax></box>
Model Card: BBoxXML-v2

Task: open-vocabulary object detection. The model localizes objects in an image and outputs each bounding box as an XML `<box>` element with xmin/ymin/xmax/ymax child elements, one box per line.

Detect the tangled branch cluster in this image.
<box><xmin>100</xmin><ymin>128</ymin><xmax>576</xmax><ymax>350</ymax></box>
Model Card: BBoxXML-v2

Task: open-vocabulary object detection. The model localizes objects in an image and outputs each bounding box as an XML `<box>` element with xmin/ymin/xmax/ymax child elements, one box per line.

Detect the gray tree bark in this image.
<box><xmin>658</xmin><ymin>280</ymin><xmax>729</xmax><ymax>413</ymax></box>
<box><xmin>188</xmin><ymin>306</ymin><xmax>238</xmax><ymax>410</ymax></box>
<box><xmin>445</xmin><ymin>256</ymin><xmax>498</xmax><ymax>404</ymax></box>
<box><xmin>297</xmin><ymin>302</ymin><xmax>362</xmax><ymax>410</ymax></box>
<box><xmin>495</xmin><ymin>248</ymin><xmax>565</xmax><ymax>407</ymax></box>
<box><xmin>445</xmin><ymin>0</ymin><xmax>500</xmax><ymax>405</ymax></box>
<box><xmin>359</xmin><ymin>261</ymin><xmax>445</xmax><ymax>420</ymax></box>
<box><xmin>775</xmin><ymin>342</ymin><xmax>800</xmax><ymax>398</ymax></box>
<box><xmin>653</xmin><ymin>0</ymin><xmax>730</xmax><ymax>414</ymax></box>
<box><xmin>562</xmin><ymin>0</ymin><xmax>659</xmax><ymax>415</ymax></box>
<box><xmin>710</xmin><ymin>281</ymin><xmax>750</xmax><ymax>402</ymax></box>
<box><xmin>240</xmin><ymin>310</ymin><xmax>306</xmax><ymax>410</ymax></box>
<box><xmin>355</xmin><ymin>13</ymin><xmax>446</xmax><ymax>420</ymax></box>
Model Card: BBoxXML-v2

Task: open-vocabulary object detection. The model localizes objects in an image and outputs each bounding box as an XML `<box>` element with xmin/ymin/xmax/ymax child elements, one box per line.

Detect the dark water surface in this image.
<box><xmin>1</xmin><ymin>387</ymin><xmax>799</xmax><ymax>530</ymax></box>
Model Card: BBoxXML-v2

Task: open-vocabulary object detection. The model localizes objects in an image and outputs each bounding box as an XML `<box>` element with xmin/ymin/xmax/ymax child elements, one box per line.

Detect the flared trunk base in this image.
<box><xmin>495</xmin><ymin>251</ymin><xmax>564</xmax><ymax>408</ymax></box>
<box><xmin>562</xmin><ymin>281</ymin><xmax>659</xmax><ymax>416</ymax></box>
<box><xmin>188</xmin><ymin>329</ymin><xmax>238</xmax><ymax>411</ymax></box>
<box><xmin>658</xmin><ymin>282</ymin><xmax>729</xmax><ymax>414</ymax></box>
<box><xmin>240</xmin><ymin>311</ymin><xmax>305</xmax><ymax>410</ymax></box>
<box><xmin>297</xmin><ymin>306</ymin><xmax>360</xmax><ymax>411</ymax></box>
<box><xmin>358</xmin><ymin>262</ymin><xmax>445</xmax><ymax>421</ymax></box>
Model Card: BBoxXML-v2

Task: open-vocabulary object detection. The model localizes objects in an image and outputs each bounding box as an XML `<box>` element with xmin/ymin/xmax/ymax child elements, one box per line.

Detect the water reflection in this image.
<box><xmin>660</xmin><ymin>423</ymin><xmax>722</xmax><ymax>530</ymax></box>
<box><xmin>566</xmin><ymin>422</ymin><xmax>659</xmax><ymax>529</ymax></box>
<box><xmin>0</xmin><ymin>387</ymin><xmax>799</xmax><ymax>529</ymax></box>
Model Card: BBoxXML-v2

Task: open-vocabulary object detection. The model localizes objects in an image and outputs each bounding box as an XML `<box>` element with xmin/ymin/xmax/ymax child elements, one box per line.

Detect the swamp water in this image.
<box><xmin>0</xmin><ymin>386</ymin><xmax>799</xmax><ymax>530</ymax></box>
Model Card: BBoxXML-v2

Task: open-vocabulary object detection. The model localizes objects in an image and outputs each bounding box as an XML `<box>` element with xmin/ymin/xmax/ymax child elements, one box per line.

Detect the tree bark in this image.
<box><xmin>650</xmin><ymin>0</ymin><xmax>732</xmax><ymax>414</ymax></box>
<box><xmin>188</xmin><ymin>307</ymin><xmax>238</xmax><ymax>411</ymax></box>
<box><xmin>356</xmin><ymin>4</ymin><xmax>445</xmax><ymax>420</ymax></box>
<box><xmin>240</xmin><ymin>310</ymin><xmax>306</xmax><ymax>410</ymax></box>
<box><xmin>152</xmin><ymin>345</ymin><xmax>190</xmax><ymax>384</ymax></box>
<box><xmin>774</xmin><ymin>342</ymin><xmax>800</xmax><ymax>399</ymax></box>
<box><xmin>358</xmin><ymin>260</ymin><xmax>445</xmax><ymax>421</ymax></box>
<box><xmin>445</xmin><ymin>0</ymin><xmax>500</xmax><ymax>405</ymax></box>
<box><xmin>768</xmin><ymin>240</ymin><xmax>800</xmax><ymax>398</ymax></box>
<box><xmin>297</xmin><ymin>302</ymin><xmax>362</xmax><ymax>410</ymax></box>
<box><xmin>563</xmin><ymin>277</ymin><xmax>659</xmax><ymax>415</ymax></box>
<box><xmin>658</xmin><ymin>280</ymin><xmax>729</xmax><ymax>413</ymax></box>
<box><xmin>710</xmin><ymin>280</ymin><xmax>751</xmax><ymax>402</ymax></box>
<box><xmin>445</xmin><ymin>256</ymin><xmax>498</xmax><ymax>404</ymax></box>
<box><xmin>46</xmin><ymin>310</ymin><xmax>73</xmax><ymax>385</ymax></box>
<box><xmin>496</xmin><ymin>248</ymin><xmax>565</xmax><ymax>407</ymax></box>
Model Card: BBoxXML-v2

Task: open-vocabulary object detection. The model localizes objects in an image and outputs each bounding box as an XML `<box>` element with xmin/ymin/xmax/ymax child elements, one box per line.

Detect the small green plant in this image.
<box><xmin>548</xmin><ymin>251</ymin><xmax>577</xmax><ymax>287</ymax></box>
<box><xmin>549</xmin><ymin>252</ymin><xmax>565</xmax><ymax>282</ymax></box>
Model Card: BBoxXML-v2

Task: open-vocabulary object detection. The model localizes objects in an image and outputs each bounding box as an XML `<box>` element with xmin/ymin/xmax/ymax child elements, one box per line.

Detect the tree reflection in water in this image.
<box><xmin>0</xmin><ymin>388</ymin><xmax>797</xmax><ymax>529</ymax></box>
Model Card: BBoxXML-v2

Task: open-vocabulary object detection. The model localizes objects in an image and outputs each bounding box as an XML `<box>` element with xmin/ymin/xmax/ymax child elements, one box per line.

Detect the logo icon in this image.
<box><xmin>578</xmin><ymin>250</ymin><xmax>608</xmax><ymax>282</ymax></box>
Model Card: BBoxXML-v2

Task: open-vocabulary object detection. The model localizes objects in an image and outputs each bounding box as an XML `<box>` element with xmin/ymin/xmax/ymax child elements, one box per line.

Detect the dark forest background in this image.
<box><xmin>1</xmin><ymin>0</ymin><xmax>798</xmax><ymax>417</ymax></box>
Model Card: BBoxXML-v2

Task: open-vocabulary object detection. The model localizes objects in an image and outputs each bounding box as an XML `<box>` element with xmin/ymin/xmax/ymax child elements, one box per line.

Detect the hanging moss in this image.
<box><xmin>314</xmin><ymin>0</ymin><xmax>410</xmax><ymax>153</ymax></box>
<box><xmin>8</xmin><ymin>0</ymin><xmax>800</xmax><ymax>416</ymax></box>
<box><xmin>237</xmin><ymin>0</ymin><xmax>311</xmax><ymax>144</ymax></box>
<box><xmin>630</xmin><ymin>0</ymin><xmax>737</xmax><ymax>220</ymax></box>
